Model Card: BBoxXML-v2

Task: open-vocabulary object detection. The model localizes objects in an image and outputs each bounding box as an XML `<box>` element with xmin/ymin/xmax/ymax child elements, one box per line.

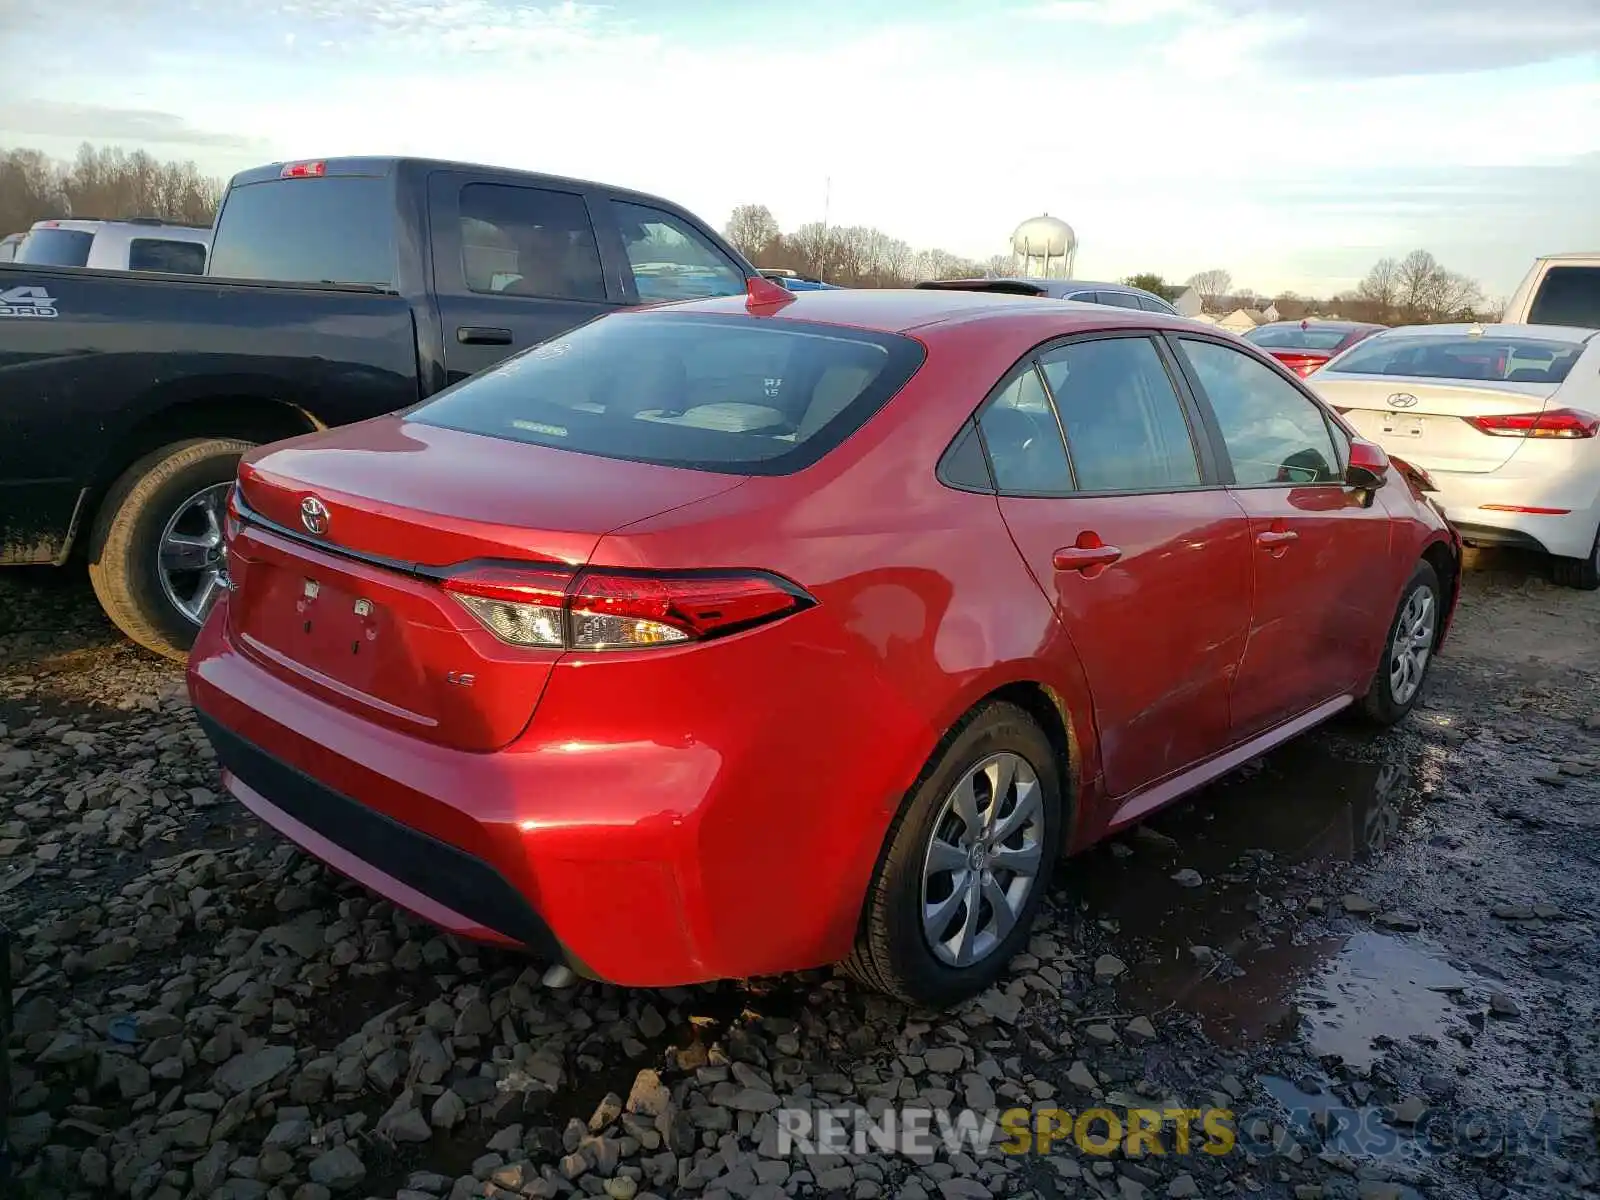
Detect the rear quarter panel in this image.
<box><xmin>0</xmin><ymin>263</ymin><xmax>420</xmax><ymax>563</ymax></box>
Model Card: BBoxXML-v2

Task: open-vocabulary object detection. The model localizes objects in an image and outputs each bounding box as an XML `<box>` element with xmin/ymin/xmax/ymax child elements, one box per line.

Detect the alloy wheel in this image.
<box><xmin>157</xmin><ymin>482</ymin><xmax>231</xmax><ymax>627</ymax></box>
<box><xmin>1388</xmin><ymin>585</ymin><xmax>1436</xmax><ymax>706</ymax></box>
<box><xmin>920</xmin><ymin>751</ymin><xmax>1046</xmax><ymax>968</ymax></box>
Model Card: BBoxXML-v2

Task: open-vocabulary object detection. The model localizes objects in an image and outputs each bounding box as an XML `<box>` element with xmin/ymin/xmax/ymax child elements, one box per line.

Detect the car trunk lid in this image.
<box><xmin>1312</xmin><ymin>377</ymin><xmax>1559</xmax><ymax>473</ymax></box>
<box><xmin>226</xmin><ymin>417</ymin><xmax>745</xmax><ymax>750</ymax></box>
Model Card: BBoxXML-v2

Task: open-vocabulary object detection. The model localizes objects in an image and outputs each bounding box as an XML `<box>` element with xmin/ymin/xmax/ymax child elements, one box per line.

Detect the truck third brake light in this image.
<box><xmin>280</xmin><ymin>161</ymin><xmax>327</xmax><ymax>179</ymax></box>
<box><xmin>443</xmin><ymin>565</ymin><xmax>814</xmax><ymax>650</ymax></box>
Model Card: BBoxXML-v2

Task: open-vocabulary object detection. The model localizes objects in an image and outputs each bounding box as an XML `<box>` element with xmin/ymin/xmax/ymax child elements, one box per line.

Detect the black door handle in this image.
<box><xmin>457</xmin><ymin>326</ymin><xmax>513</xmax><ymax>346</ymax></box>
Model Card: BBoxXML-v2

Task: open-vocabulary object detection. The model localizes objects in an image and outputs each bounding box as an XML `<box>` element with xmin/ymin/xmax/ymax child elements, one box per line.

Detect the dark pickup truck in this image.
<box><xmin>0</xmin><ymin>156</ymin><xmax>759</xmax><ymax>659</ymax></box>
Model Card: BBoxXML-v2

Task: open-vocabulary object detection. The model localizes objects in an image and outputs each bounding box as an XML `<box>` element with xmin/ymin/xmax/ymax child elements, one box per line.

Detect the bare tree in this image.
<box><xmin>985</xmin><ymin>254</ymin><xmax>1015</xmax><ymax>279</ymax></box>
<box><xmin>1186</xmin><ymin>268</ymin><xmax>1233</xmax><ymax>308</ymax></box>
<box><xmin>723</xmin><ymin>204</ymin><xmax>781</xmax><ymax>262</ymax></box>
<box><xmin>0</xmin><ymin>141</ymin><xmax>222</xmax><ymax>236</ymax></box>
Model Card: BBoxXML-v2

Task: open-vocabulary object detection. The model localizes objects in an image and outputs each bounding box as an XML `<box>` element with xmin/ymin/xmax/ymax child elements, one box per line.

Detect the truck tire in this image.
<box><xmin>87</xmin><ymin>438</ymin><xmax>254</xmax><ymax>663</ymax></box>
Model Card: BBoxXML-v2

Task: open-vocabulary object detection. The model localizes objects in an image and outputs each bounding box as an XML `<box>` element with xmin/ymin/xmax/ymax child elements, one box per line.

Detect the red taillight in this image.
<box><xmin>1273</xmin><ymin>353</ymin><xmax>1327</xmax><ymax>377</ymax></box>
<box><xmin>280</xmin><ymin>160</ymin><xmax>327</xmax><ymax>179</ymax></box>
<box><xmin>223</xmin><ymin>485</ymin><xmax>243</xmax><ymax>543</ymax></box>
<box><xmin>1463</xmin><ymin>408</ymin><xmax>1600</xmax><ymax>439</ymax></box>
<box><xmin>442</xmin><ymin>566</ymin><xmax>812</xmax><ymax>650</ymax></box>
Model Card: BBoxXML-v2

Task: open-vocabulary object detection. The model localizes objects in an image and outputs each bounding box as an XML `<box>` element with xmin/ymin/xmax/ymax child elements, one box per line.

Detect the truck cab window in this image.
<box><xmin>611</xmin><ymin>201</ymin><xmax>746</xmax><ymax>303</ymax></box>
<box><xmin>459</xmin><ymin>184</ymin><xmax>607</xmax><ymax>302</ymax></box>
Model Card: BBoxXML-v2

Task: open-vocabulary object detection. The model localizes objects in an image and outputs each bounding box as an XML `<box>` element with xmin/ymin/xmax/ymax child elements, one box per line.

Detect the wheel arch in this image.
<box><xmin>1420</xmin><ymin>535</ymin><xmax>1459</xmax><ymax>649</ymax></box>
<box><xmin>71</xmin><ymin>392</ymin><xmax>324</xmax><ymax>563</ymax></box>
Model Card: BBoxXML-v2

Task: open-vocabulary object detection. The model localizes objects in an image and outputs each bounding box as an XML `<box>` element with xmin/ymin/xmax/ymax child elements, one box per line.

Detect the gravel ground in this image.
<box><xmin>3</xmin><ymin>549</ymin><xmax>1597</xmax><ymax>1200</ymax></box>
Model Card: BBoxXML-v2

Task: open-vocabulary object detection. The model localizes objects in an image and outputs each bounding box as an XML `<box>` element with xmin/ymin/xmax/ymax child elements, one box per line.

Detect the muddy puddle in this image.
<box><xmin>1062</xmin><ymin>732</ymin><xmax>1519</xmax><ymax>1070</ymax></box>
<box><xmin>1065</xmin><ymin>735</ymin><xmax>1427</xmax><ymax>1047</ymax></box>
<box><xmin>1062</xmin><ymin>729</ymin><xmax>1581</xmax><ymax>1176</ymax></box>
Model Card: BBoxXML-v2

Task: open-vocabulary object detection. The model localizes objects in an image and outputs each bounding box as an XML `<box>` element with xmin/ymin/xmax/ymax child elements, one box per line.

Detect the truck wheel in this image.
<box><xmin>87</xmin><ymin>438</ymin><xmax>254</xmax><ymax>662</ymax></box>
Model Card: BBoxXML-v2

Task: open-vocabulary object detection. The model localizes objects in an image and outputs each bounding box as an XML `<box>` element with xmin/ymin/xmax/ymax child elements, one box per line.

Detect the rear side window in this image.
<box><xmin>128</xmin><ymin>238</ymin><xmax>207</xmax><ymax>274</ymax></box>
<box><xmin>17</xmin><ymin>229</ymin><xmax>92</xmax><ymax>267</ymax></box>
<box><xmin>459</xmin><ymin>184</ymin><xmax>606</xmax><ymax>301</ymax></box>
<box><xmin>207</xmin><ymin>176</ymin><xmax>398</xmax><ymax>286</ymax></box>
<box><xmin>978</xmin><ymin>366</ymin><xmax>1074</xmax><ymax>494</ymax></box>
<box><xmin>1528</xmin><ymin>266</ymin><xmax>1600</xmax><ymax>329</ymax></box>
<box><xmin>1326</xmin><ymin>334</ymin><xmax>1584</xmax><ymax>384</ymax></box>
<box><xmin>612</xmin><ymin>201</ymin><xmax>746</xmax><ymax>303</ymax></box>
<box><xmin>1136</xmin><ymin>295</ymin><xmax>1175</xmax><ymax>314</ymax></box>
<box><xmin>409</xmin><ymin>313</ymin><xmax>925</xmax><ymax>475</ymax></box>
<box><xmin>1097</xmin><ymin>291</ymin><xmax>1145</xmax><ymax>310</ymax></box>
<box><xmin>1180</xmin><ymin>338</ymin><xmax>1341</xmax><ymax>486</ymax></box>
<box><xmin>1040</xmin><ymin>338</ymin><xmax>1201</xmax><ymax>491</ymax></box>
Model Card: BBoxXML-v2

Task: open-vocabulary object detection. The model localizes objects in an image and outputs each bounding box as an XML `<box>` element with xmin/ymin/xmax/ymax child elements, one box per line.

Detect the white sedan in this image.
<box><xmin>1311</xmin><ymin>323</ymin><xmax>1600</xmax><ymax>588</ymax></box>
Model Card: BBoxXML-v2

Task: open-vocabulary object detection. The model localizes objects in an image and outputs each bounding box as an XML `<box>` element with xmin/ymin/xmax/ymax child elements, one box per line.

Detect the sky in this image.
<box><xmin>2</xmin><ymin>0</ymin><xmax>1597</xmax><ymax>299</ymax></box>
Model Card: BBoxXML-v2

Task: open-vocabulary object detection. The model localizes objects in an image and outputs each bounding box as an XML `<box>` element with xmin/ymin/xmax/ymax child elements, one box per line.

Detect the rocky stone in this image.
<box><xmin>308</xmin><ymin>1145</ymin><xmax>366</xmax><ymax>1191</ymax></box>
<box><xmin>1094</xmin><ymin>955</ymin><xmax>1127</xmax><ymax>983</ymax></box>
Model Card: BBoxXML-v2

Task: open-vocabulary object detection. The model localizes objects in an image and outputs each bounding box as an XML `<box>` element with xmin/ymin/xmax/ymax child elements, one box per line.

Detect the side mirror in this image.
<box><xmin>1345</xmin><ymin>438</ymin><xmax>1390</xmax><ymax>489</ymax></box>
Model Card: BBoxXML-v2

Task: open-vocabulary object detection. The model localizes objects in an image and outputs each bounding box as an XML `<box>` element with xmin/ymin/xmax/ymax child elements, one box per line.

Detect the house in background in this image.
<box><xmin>1217</xmin><ymin>307</ymin><xmax>1268</xmax><ymax>334</ymax></box>
<box><xmin>1170</xmin><ymin>286</ymin><xmax>1203</xmax><ymax>318</ymax></box>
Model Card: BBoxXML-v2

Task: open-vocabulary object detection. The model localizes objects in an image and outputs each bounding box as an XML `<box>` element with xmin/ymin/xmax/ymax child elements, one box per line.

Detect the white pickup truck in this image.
<box><xmin>1502</xmin><ymin>252</ymin><xmax>1600</xmax><ymax>327</ymax></box>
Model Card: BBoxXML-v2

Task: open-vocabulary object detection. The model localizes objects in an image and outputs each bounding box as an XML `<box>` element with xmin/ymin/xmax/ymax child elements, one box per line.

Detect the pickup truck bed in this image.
<box><xmin>1</xmin><ymin>266</ymin><xmax>419</xmax><ymax>562</ymax></box>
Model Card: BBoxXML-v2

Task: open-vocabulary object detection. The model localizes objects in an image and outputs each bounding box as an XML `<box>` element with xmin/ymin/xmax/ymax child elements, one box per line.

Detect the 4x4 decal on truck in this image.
<box><xmin>0</xmin><ymin>286</ymin><xmax>59</xmax><ymax>318</ymax></box>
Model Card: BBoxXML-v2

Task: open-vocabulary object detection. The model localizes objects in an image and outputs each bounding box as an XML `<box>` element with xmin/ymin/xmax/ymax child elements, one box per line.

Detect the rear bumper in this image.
<box><xmin>1429</xmin><ymin>468</ymin><xmax>1600</xmax><ymax>559</ymax></box>
<box><xmin>186</xmin><ymin>594</ymin><xmax>928</xmax><ymax>987</ymax></box>
<box><xmin>196</xmin><ymin>711</ymin><xmax>570</xmax><ymax>963</ymax></box>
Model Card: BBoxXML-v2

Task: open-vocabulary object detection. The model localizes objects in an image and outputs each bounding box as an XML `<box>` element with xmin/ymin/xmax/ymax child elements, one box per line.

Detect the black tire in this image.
<box><xmin>843</xmin><ymin>701</ymin><xmax>1063</xmax><ymax>1009</ymax></box>
<box><xmin>1551</xmin><ymin>524</ymin><xmax>1600</xmax><ymax>590</ymax></box>
<box><xmin>1358</xmin><ymin>559</ymin><xmax>1443</xmax><ymax>727</ymax></box>
<box><xmin>86</xmin><ymin>438</ymin><xmax>254</xmax><ymax>662</ymax></box>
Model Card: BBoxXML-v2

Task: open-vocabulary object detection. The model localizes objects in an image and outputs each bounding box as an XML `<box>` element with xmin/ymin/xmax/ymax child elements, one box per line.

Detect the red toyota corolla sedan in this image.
<box><xmin>188</xmin><ymin>280</ymin><xmax>1460</xmax><ymax>1009</ymax></box>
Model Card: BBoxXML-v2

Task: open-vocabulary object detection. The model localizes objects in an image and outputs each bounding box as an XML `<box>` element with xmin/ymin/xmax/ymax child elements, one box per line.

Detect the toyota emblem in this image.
<box><xmin>300</xmin><ymin>495</ymin><xmax>330</xmax><ymax>535</ymax></box>
<box><xmin>1387</xmin><ymin>393</ymin><xmax>1419</xmax><ymax>409</ymax></box>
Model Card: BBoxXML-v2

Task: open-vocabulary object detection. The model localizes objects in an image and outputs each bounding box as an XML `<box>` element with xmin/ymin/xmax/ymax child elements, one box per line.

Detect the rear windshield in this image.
<box><xmin>207</xmin><ymin>176</ymin><xmax>397</xmax><ymax>286</ymax></box>
<box><xmin>1528</xmin><ymin>266</ymin><xmax>1600</xmax><ymax>329</ymax></box>
<box><xmin>129</xmin><ymin>237</ymin><xmax>207</xmax><ymax>274</ymax></box>
<box><xmin>1326</xmin><ymin>334</ymin><xmax>1585</xmax><ymax>384</ymax></box>
<box><xmin>17</xmin><ymin>229</ymin><xmax>93</xmax><ymax>267</ymax></box>
<box><xmin>1244</xmin><ymin>325</ymin><xmax>1351</xmax><ymax>351</ymax></box>
<box><xmin>409</xmin><ymin>313</ymin><xmax>926</xmax><ymax>475</ymax></box>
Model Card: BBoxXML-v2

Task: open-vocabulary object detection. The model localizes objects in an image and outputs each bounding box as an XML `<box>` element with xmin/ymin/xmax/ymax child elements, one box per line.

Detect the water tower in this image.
<box><xmin>1012</xmin><ymin>214</ymin><xmax>1076</xmax><ymax>279</ymax></box>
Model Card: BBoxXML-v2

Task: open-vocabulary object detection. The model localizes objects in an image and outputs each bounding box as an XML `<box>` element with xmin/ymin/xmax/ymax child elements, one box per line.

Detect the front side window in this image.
<box><xmin>459</xmin><ymin>184</ymin><xmax>606</xmax><ymax>301</ymax></box>
<box><xmin>612</xmin><ymin>201</ymin><xmax>745</xmax><ymax>303</ymax></box>
<box><xmin>128</xmin><ymin>238</ymin><xmax>207</xmax><ymax>274</ymax></box>
<box><xmin>1180</xmin><ymin>338</ymin><xmax>1340</xmax><ymax>485</ymax></box>
<box><xmin>410</xmin><ymin>312</ymin><xmax>923</xmax><ymax>475</ymax></box>
<box><xmin>977</xmin><ymin>365</ymin><xmax>1074</xmax><ymax>494</ymax></box>
<box><xmin>1040</xmin><ymin>337</ymin><xmax>1201</xmax><ymax>491</ymax></box>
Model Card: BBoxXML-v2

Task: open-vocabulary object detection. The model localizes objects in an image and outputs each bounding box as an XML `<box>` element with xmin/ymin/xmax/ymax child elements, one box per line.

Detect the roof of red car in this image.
<box><xmin>656</xmin><ymin>286</ymin><xmax>1193</xmax><ymax>336</ymax></box>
